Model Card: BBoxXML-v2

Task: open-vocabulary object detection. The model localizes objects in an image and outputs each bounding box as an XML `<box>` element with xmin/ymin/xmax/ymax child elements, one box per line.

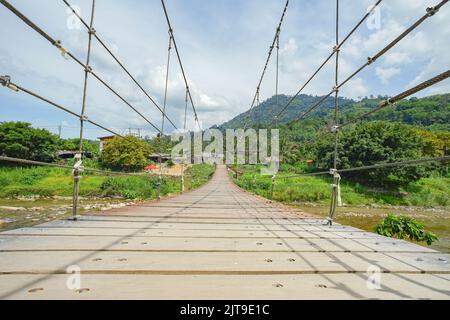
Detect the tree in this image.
<box><xmin>101</xmin><ymin>135</ymin><xmax>153</xmax><ymax>171</ymax></box>
<box><xmin>0</xmin><ymin>122</ymin><xmax>59</xmax><ymax>162</ymax></box>
<box><xmin>59</xmin><ymin>138</ymin><xmax>99</xmax><ymax>158</ymax></box>
<box><xmin>314</xmin><ymin>121</ymin><xmax>430</xmax><ymax>187</ymax></box>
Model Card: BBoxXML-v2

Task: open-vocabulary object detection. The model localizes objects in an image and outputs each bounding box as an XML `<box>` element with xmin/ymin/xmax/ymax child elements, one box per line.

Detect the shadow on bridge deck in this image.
<box><xmin>0</xmin><ymin>165</ymin><xmax>449</xmax><ymax>299</ymax></box>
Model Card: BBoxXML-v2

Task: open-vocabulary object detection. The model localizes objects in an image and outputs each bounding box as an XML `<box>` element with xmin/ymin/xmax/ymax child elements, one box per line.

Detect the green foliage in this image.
<box><xmin>185</xmin><ymin>164</ymin><xmax>215</xmax><ymax>190</ymax></box>
<box><xmin>314</xmin><ymin>121</ymin><xmax>432</xmax><ymax>187</ymax></box>
<box><xmin>100</xmin><ymin>175</ymin><xmax>179</xmax><ymax>199</ymax></box>
<box><xmin>233</xmin><ymin>166</ymin><xmax>450</xmax><ymax>207</ymax></box>
<box><xmin>375</xmin><ymin>214</ymin><xmax>439</xmax><ymax>245</ymax></box>
<box><xmin>145</xmin><ymin>134</ymin><xmax>177</xmax><ymax>154</ymax></box>
<box><xmin>59</xmin><ymin>138</ymin><xmax>99</xmax><ymax>158</ymax></box>
<box><xmin>219</xmin><ymin>94</ymin><xmax>355</xmax><ymax>129</ymax></box>
<box><xmin>166</xmin><ymin>159</ymin><xmax>175</xmax><ymax>167</ymax></box>
<box><xmin>0</xmin><ymin>122</ymin><xmax>59</xmax><ymax>162</ymax></box>
<box><xmin>101</xmin><ymin>135</ymin><xmax>153</xmax><ymax>171</ymax></box>
<box><xmin>0</xmin><ymin>164</ymin><xmax>215</xmax><ymax>199</ymax></box>
<box><xmin>404</xmin><ymin>177</ymin><xmax>450</xmax><ymax>207</ymax></box>
<box><xmin>218</xmin><ymin>93</ymin><xmax>449</xmax><ymax>189</ymax></box>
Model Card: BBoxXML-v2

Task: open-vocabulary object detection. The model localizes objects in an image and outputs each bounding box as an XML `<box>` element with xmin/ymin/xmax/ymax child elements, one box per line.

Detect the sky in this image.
<box><xmin>0</xmin><ymin>0</ymin><xmax>449</xmax><ymax>139</ymax></box>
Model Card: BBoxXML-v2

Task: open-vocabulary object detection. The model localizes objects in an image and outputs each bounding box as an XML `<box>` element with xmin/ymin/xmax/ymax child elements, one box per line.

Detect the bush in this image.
<box><xmin>101</xmin><ymin>135</ymin><xmax>153</xmax><ymax>171</ymax></box>
<box><xmin>185</xmin><ymin>164</ymin><xmax>215</xmax><ymax>190</ymax></box>
<box><xmin>0</xmin><ymin>122</ymin><xmax>59</xmax><ymax>162</ymax></box>
<box><xmin>375</xmin><ymin>214</ymin><xmax>438</xmax><ymax>245</ymax></box>
<box><xmin>100</xmin><ymin>175</ymin><xmax>180</xmax><ymax>199</ymax></box>
<box><xmin>314</xmin><ymin>121</ymin><xmax>433</xmax><ymax>188</ymax></box>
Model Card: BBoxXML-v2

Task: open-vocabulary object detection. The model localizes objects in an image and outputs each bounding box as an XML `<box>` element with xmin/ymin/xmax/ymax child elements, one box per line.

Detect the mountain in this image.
<box><xmin>217</xmin><ymin>93</ymin><xmax>450</xmax><ymax>132</ymax></box>
<box><xmin>218</xmin><ymin>94</ymin><xmax>356</xmax><ymax>129</ymax></box>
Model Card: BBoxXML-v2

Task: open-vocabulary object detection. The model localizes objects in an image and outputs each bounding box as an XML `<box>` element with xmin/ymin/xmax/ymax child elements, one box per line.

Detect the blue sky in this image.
<box><xmin>1</xmin><ymin>0</ymin><xmax>449</xmax><ymax>139</ymax></box>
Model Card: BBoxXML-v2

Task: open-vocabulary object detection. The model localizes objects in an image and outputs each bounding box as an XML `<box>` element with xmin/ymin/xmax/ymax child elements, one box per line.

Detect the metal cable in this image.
<box><xmin>279</xmin><ymin>156</ymin><xmax>450</xmax><ymax>180</ymax></box>
<box><xmin>0</xmin><ymin>156</ymin><xmax>181</xmax><ymax>177</ymax></box>
<box><xmin>62</xmin><ymin>0</ymin><xmax>178</xmax><ymax>131</ymax></box>
<box><xmin>1</xmin><ymin>0</ymin><xmax>162</xmax><ymax>135</ymax></box>
<box><xmin>288</xmin><ymin>69</ymin><xmax>450</xmax><ymax>159</ymax></box>
<box><xmin>78</xmin><ymin>0</ymin><xmax>96</xmax><ymax>155</ymax></box>
<box><xmin>245</xmin><ymin>0</ymin><xmax>289</xmax><ymax>129</ymax></box>
<box><xmin>0</xmin><ymin>79</ymin><xmax>124</xmax><ymax>138</ymax></box>
<box><xmin>288</xmin><ymin>0</ymin><xmax>448</xmax><ymax>126</ymax></box>
<box><xmin>271</xmin><ymin>0</ymin><xmax>383</xmax><ymax>125</ymax></box>
<box><xmin>332</xmin><ymin>0</ymin><xmax>340</xmax><ymax>171</ymax></box>
<box><xmin>157</xmin><ymin>33</ymin><xmax>173</xmax><ymax>200</ymax></box>
<box><xmin>339</xmin><ymin>69</ymin><xmax>450</xmax><ymax>129</ymax></box>
<box><xmin>161</xmin><ymin>0</ymin><xmax>201</xmax><ymax>131</ymax></box>
<box><xmin>73</xmin><ymin>0</ymin><xmax>96</xmax><ymax>219</ymax></box>
<box><xmin>275</xmin><ymin>34</ymin><xmax>280</xmax><ymax>123</ymax></box>
<box><xmin>328</xmin><ymin>0</ymin><xmax>341</xmax><ymax>225</ymax></box>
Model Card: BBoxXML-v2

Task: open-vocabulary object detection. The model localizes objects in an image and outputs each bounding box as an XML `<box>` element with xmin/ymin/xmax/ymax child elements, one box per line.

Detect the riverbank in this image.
<box><xmin>0</xmin><ymin>164</ymin><xmax>215</xmax><ymax>231</ymax></box>
<box><xmin>293</xmin><ymin>203</ymin><xmax>450</xmax><ymax>253</ymax></box>
<box><xmin>231</xmin><ymin>168</ymin><xmax>450</xmax><ymax>253</ymax></box>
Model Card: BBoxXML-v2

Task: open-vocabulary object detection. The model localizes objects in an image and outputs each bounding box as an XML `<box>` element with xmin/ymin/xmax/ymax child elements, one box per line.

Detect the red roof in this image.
<box><xmin>145</xmin><ymin>165</ymin><xmax>159</xmax><ymax>170</ymax></box>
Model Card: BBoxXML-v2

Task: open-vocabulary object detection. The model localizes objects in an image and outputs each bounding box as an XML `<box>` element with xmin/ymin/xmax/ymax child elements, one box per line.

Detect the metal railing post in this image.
<box><xmin>181</xmin><ymin>163</ymin><xmax>185</xmax><ymax>194</ymax></box>
<box><xmin>73</xmin><ymin>0</ymin><xmax>96</xmax><ymax>221</ymax></box>
<box><xmin>269</xmin><ymin>174</ymin><xmax>276</xmax><ymax>202</ymax></box>
<box><xmin>327</xmin><ymin>0</ymin><xmax>340</xmax><ymax>226</ymax></box>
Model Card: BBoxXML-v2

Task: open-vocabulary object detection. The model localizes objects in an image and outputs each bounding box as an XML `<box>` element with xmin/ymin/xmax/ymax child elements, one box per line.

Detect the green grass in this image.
<box><xmin>232</xmin><ymin>166</ymin><xmax>450</xmax><ymax>207</ymax></box>
<box><xmin>0</xmin><ymin>164</ymin><xmax>215</xmax><ymax>200</ymax></box>
<box><xmin>403</xmin><ymin>177</ymin><xmax>450</xmax><ymax>207</ymax></box>
<box><xmin>185</xmin><ymin>164</ymin><xmax>216</xmax><ymax>190</ymax></box>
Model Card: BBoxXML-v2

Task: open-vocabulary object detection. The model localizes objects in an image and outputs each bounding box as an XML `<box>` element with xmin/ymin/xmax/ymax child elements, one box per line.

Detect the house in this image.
<box><xmin>57</xmin><ymin>150</ymin><xmax>93</xmax><ymax>159</ymax></box>
<box><xmin>149</xmin><ymin>154</ymin><xmax>171</xmax><ymax>163</ymax></box>
<box><xmin>98</xmin><ymin>135</ymin><xmax>114</xmax><ymax>152</ymax></box>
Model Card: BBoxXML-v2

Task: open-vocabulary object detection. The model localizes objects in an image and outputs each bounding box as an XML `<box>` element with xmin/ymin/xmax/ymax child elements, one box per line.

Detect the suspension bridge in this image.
<box><xmin>0</xmin><ymin>0</ymin><xmax>450</xmax><ymax>299</ymax></box>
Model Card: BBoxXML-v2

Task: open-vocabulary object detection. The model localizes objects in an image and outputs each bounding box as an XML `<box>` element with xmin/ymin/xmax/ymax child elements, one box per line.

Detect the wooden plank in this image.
<box><xmin>2</xmin><ymin>227</ymin><xmax>382</xmax><ymax>240</ymax></box>
<box><xmin>0</xmin><ymin>165</ymin><xmax>448</xmax><ymax>300</ymax></box>
<box><xmin>1</xmin><ymin>274</ymin><xmax>449</xmax><ymax>300</ymax></box>
<box><xmin>2</xmin><ymin>251</ymin><xmax>449</xmax><ymax>274</ymax></box>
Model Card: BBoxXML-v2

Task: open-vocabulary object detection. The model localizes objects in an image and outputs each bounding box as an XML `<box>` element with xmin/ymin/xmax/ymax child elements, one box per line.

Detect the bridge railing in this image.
<box><xmin>0</xmin><ymin>0</ymin><xmax>203</xmax><ymax>219</ymax></box>
<box><xmin>235</xmin><ymin>0</ymin><xmax>450</xmax><ymax>225</ymax></box>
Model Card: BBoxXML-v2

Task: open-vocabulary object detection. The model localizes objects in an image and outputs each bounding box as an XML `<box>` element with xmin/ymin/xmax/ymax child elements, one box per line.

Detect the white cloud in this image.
<box><xmin>1</xmin><ymin>0</ymin><xmax>449</xmax><ymax>136</ymax></box>
<box><xmin>376</xmin><ymin>67</ymin><xmax>401</xmax><ymax>84</ymax></box>
<box><xmin>340</xmin><ymin>78</ymin><xmax>369</xmax><ymax>98</ymax></box>
<box><xmin>383</xmin><ymin>52</ymin><xmax>412</xmax><ymax>66</ymax></box>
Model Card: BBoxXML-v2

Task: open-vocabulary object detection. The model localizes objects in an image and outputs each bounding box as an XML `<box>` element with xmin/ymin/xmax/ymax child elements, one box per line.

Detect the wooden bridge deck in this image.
<box><xmin>0</xmin><ymin>165</ymin><xmax>449</xmax><ymax>299</ymax></box>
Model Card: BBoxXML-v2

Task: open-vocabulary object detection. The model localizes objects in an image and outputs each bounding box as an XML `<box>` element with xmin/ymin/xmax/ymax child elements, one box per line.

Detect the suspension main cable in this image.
<box><xmin>0</xmin><ymin>156</ymin><xmax>182</xmax><ymax>177</ymax></box>
<box><xmin>244</xmin><ymin>0</ymin><xmax>290</xmax><ymax>129</ymax></box>
<box><xmin>0</xmin><ymin>0</ymin><xmax>163</xmax><ymax>135</ymax></box>
<box><xmin>288</xmin><ymin>0</ymin><xmax>448</xmax><ymax>126</ymax></box>
<box><xmin>271</xmin><ymin>0</ymin><xmax>383</xmax><ymax>125</ymax></box>
<box><xmin>278</xmin><ymin>156</ymin><xmax>450</xmax><ymax>180</ymax></box>
<box><xmin>161</xmin><ymin>0</ymin><xmax>202</xmax><ymax>131</ymax></box>
<box><xmin>0</xmin><ymin>76</ymin><xmax>124</xmax><ymax>138</ymax></box>
<box><xmin>62</xmin><ymin>0</ymin><xmax>179</xmax><ymax>131</ymax></box>
<box><xmin>292</xmin><ymin>69</ymin><xmax>450</xmax><ymax>147</ymax></box>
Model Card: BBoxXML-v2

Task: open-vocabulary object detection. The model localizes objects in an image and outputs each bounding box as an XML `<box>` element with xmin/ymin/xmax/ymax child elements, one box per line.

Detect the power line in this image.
<box><xmin>62</xmin><ymin>0</ymin><xmax>179</xmax><ymax>131</ymax></box>
<box><xmin>0</xmin><ymin>0</ymin><xmax>163</xmax><ymax>135</ymax></box>
<box><xmin>161</xmin><ymin>0</ymin><xmax>202</xmax><ymax>131</ymax></box>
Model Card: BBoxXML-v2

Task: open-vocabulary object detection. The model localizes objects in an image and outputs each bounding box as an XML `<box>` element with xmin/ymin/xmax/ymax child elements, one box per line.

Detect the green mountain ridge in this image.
<box><xmin>216</xmin><ymin>93</ymin><xmax>450</xmax><ymax>132</ymax></box>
